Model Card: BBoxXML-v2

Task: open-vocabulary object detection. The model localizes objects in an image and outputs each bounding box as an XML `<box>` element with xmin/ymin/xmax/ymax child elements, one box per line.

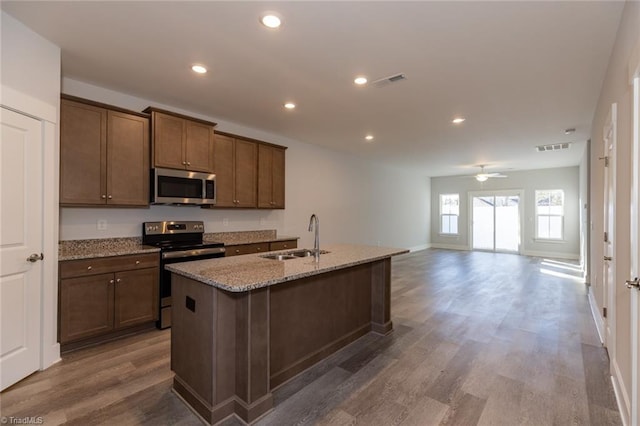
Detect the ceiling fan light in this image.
<box><xmin>476</xmin><ymin>175</ymin><xmax>488</xmax><ymax>182</ymax></box>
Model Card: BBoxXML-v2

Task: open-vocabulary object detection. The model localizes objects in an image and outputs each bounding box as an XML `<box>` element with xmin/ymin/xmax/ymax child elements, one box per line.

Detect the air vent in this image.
<box><xmin>536</xmin><ymin>143</ymin><xmax>571</xmax><ymax>152</ymax></box>
<box><xmin>372</xmin><ymin>73</ymin><xmax>407</xmax><ymax>87</ymax></box>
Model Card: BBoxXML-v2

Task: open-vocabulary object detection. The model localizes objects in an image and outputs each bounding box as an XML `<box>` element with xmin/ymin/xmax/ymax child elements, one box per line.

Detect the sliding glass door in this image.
<box><xmin>471</xmin><ymin>192</ymin><xmax>521</xmax><ymax>253</ymax></box>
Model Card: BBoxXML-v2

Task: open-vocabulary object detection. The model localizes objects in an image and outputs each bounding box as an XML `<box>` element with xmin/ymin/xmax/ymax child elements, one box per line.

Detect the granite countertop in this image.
<box><xmin>58</xmin><ymin>230</ymin><xmax>299</xmax><ymax>261</ymax></box>
<box><xmin>166</xmin><ymin>244</ymin><xmax>409</xmax><ymax>292</ymax></box>
<box><xmin>59</xmin><ymin>237</ymin><xmax>160</xmax><ymax>261</ymax></box>
<box><xmin>203</xmin><ymin>230</ymin><xmax>299</xmax><ymax>246</ymax></box>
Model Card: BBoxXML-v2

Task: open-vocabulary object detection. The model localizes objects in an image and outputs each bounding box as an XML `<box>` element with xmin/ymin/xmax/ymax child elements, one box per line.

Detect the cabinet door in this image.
<box><xmin>114</xmin><ymin>268</ymin><xmax>159</xmax><ymax>329</ymax></box>
<box><xmin>107</xmin><ymin>111</ymin><xmax>150</xmax><ymax>206</ymax></box>
<box><xmin>153</xmin><ymin>112</ymin><xmax>185</xmax><ymax>170</ymax></box>
<box><xmin>257</xmin><ymin>144</ymin><xmax>273</xmax><ymax>208</ymax></box>
<box><xmin>185</xmin><ymin>121</ymin><xmax>215</xmax><ymax>173</ymax></box>
<box><xmin>234</xmin><ymin>139</ymin><xmax>257</xmax><ymax>208</ymax></box>
<box><xmin>59</xmin><ymin>274</ymin><xmax>114</xmax><ymax>343</ymax></box>
<box><xmin>60</xmin><ymin>99</ymin><xmax>107</xmax><ymax>205</ymax></box>
<box><xmin>272</xmin><ymin>147</ymin><xmax>286</xmax><ymax>208</ymax></box>
<box><xmin>213</xmin><ymin>134</ymin><xmax>236</xmax><ymax>207</ymax></box>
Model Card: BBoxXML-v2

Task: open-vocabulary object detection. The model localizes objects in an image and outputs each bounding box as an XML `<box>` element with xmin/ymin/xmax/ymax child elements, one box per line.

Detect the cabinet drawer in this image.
<box><xmin>60</xmin><ymin>253</ymin><xmax>159</xmax><ymax>278</ymax></box>
<box><xmin>269</xmin><ymin>240</ymin><xmax>298</xmax><ymax>251</ymax></box>
<box><xmin>226</xmin><ymin>243</ymin><xmax>270</xmax><ymax>257</ymax></box>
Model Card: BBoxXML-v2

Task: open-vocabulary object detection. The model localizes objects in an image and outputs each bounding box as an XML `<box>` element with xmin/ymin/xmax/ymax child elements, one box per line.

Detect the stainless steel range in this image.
<box><xmin>142</xmin><ymin>221</ymin><xmax>225</xmax><ymax>329</ymax></box>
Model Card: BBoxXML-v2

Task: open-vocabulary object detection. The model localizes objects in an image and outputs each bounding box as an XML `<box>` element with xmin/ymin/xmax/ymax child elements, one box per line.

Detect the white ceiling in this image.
<box><xmin>2</xmin><ymin>1</ymin><xmax>624</xmax><ymax>177</ymax></box>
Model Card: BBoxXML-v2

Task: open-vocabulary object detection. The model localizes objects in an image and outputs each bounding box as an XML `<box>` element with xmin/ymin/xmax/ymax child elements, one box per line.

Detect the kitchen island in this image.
<box><xmin>166</xmin><ymin>244</ymin><xmax>408</xmax><ymax>425</ymax></box>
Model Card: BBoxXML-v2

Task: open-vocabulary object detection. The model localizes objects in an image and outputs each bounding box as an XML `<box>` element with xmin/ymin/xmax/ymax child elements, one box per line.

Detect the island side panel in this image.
<box><xmin>172</xmin><ymin>274</ymin><xmax>238</xmax><ymax>424</ymax></box>
<box><xmin>371</xmin><ymin>258</ymin><xmax>393</xmax><ymax>335</ymax></box>
<box><xmin>269</xmin><ymin>263</ymin><xmax>373</xmax><ymax>388</ymax></box>
<box><xmin>234</xmin><ymin>287</ymin><xmax>273</xmax><ymax>423</ymax></box>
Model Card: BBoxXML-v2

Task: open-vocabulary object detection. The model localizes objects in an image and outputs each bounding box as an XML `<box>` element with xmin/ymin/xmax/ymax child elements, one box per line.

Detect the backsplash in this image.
<box><xmin>59</xmin><ymin>205</ymin><xmax>286</xmax><ymax>240</ymax></box>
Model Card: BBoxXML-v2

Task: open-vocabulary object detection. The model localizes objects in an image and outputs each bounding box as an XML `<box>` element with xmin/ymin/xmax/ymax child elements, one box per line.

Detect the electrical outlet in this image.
<box><xmin>223</xmin><ymin>218</ymin><xmax>229</xmax><ymax>227</ymax></box>
<box><xmin>97</xmin><ymin>220</ymin><xmax>107</xmax><ymax>230</ymax></box>
<box><xmin>260</xmin><ymin>218</ymin><xmax>266</xmax><ymax>226</ymax></box>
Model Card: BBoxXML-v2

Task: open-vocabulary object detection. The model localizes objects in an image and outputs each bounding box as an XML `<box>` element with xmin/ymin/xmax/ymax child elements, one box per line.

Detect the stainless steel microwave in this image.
<box><xmin>152</xmin><ymin>168</ymin><xmax>216</xmax><ymax>205</ymax></box>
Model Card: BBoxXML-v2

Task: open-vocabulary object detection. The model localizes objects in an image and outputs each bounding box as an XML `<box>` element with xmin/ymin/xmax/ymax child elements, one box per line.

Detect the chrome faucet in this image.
<box><xmin>308</xmin><ymin>214</ymin><xmax>320</xmax><ymax>262</ymax></box>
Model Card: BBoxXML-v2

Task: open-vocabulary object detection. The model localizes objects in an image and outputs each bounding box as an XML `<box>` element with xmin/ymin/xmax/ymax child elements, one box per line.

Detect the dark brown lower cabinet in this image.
<box><xmin>225</xmin><ymin>240</ymin><xmax>298</xmax><ymax>257</ymax></box>
<box><xmin>114</xmin><ymin>268</ymin><xmax>159</xmax><ymax>329</ymax></box>
<box><xmin>59</xmin><ymin>273</ymin><xmax>115</xmax><ymax>343</ymax></box>
<box><xmin>59</xmin><ymin>253</ymin><xmax>159</xmax><ymax>348</ymax></box>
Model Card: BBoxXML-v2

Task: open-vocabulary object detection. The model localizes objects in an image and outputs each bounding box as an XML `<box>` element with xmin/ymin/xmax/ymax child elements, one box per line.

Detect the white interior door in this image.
<box><xmin>603</xmin><ymin>103</ymin><xmax>616</xmax><ymax>357</ymax></box>
<box><xmin>0</xmin><ymin>107</ymin><xmax>44</xmax><ymax>390</ymax></box>
<box><xmin>630</xmin><ymin>76</ymin><xmax>640</xmax><ymax>426</ymax></box>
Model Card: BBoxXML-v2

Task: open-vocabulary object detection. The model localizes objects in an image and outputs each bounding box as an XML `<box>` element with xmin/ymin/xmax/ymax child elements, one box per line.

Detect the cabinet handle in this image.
<box><xmin>284</xmin><ymin>244</ymin><xmax>288</xmax><ymax>248</ymax></box>
<box><xmin>109</xmin><ymin>279</ymin><xmax>114</xmax><ymax>284</ymax></box>
<box><xmin>182</xmin><ymin>161</ymin><xmax>186</xmax><ymax>165</ymax></box>
<box><xmin>108</xmin><ymin>195</ymin><xmax>112</xmax><ymax>199</ymax></box>
<box><xmin>116</xmin><ymin>278</ymin><xmax>121</xmax><ymax>283</ymax></box>
<box><xmin>87</xmin><ymin>266</ymin><xmax>92</xmax><ymax>270</ymax></box>
<box><xmin>135</xmin><ymin>260</ymin><xmax>140</xmax><ymax>265</ymax></box>
<box><xmin>257</xmin><ymin>247</ymin><xmax>261</xmax><ymax>251</ymax></box>
<box><xmin>235</xmin><ymin>249</ymin><xmax>240</xmax><ymax>253</ymax></box>
<box><xmin>101</xmin><ymin>195</ymin><xmax>106</xmax><ymax>199</ymax></box>
<box><xmin>187</xmin><ymin>162</ymin><xmax>191</xmax><ymax>166</ymax></box>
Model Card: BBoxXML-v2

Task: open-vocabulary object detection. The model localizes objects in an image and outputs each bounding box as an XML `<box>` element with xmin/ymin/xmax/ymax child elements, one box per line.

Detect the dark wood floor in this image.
<box><xmin>1</xmin><ymin>249</ymin><xmax>622</xmax><ymax>425</ymax></box>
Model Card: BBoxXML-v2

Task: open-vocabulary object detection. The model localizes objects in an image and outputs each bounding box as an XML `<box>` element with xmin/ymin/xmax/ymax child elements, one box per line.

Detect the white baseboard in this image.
<box><xmin>588</xmin><ymin>288</ymin><xmax>606</xmax><ymax>345</ymax></box>
<box><xmin>408</xmin><ymin>243</ymin><xmax>431</xmax><ymax>252</ymax></box>
<box><xmin>521</xmin><ymin>249</ymin><xmax>580</xmax><ymax>260</ymax></box>
<box><xmin>429</xmin><ymin>243</ymin><xmax>469</xmax><ymax>251</ymax></box>
<box><xmin>612</xmin><ymin>358</ymin><xmax>631</xmax><ymax>426</ymax></box>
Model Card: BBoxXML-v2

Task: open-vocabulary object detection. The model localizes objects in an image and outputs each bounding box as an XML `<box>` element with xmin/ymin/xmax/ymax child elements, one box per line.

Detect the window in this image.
<box><xmin>535</xmin><ymin>189</ymin><xmax>564</xmax><ymax>240</ymax></box>
<box><xmin>440</xmin><ymin>194</ymin><xmax>459</xmax><ymax>234</ymax></box>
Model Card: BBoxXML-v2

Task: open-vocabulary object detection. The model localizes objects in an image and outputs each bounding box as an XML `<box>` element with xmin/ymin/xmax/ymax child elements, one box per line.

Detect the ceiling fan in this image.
<box><xmin>467</xmin><ymin>165</ymin><xmax>508</xmax><ymax>182</ymax></box>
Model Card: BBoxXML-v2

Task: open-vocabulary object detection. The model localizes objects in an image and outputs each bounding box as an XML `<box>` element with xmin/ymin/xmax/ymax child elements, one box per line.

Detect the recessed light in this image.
<box><xmin>191</xmin><ymin>65</ymin><xmax>207</xmax><ymax>74</ymax></box>
<box><xmin>365</xmin><ymin>135</ymin><xmax>374</xmax><ymax>141</ymax></box>
<box><xmin>260</xmin><ymin>12</ymin><xmax>282</xmax><ymax>29</ymax></box>
<box><xmin>354</xmin><ymin>76</ymin><xmax>368</xmax><ymax>85</ymax></box>
<box><xmin>284</xmin><ymin>102</ymin><xmax>296</xmax><ymax>109</ymax></box>
<box><xmin>452</xmin><ymin>117</ymin><xmax>466</xmax><ymax>124</ymax></box>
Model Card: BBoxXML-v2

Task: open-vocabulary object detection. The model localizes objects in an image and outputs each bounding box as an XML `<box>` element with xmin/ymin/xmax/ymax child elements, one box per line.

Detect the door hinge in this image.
<box><xmin>599</xmin><ymin>156</ymin><xmax>610</xmax><ymax>167</ymax></box>
<box><xmin>604</xmin><ymin>231</ymin><xmax>608</xmax><ymax>242</ymax></box>
<box><xmin>603</xmin><ymin>307</ymin><xmax>607</xmax><ymax>318</ymax></box>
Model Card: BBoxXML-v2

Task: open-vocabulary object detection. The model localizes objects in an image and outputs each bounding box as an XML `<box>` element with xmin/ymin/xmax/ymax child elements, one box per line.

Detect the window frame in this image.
<box><xmin>439</xmin><ymin>193</ymin><xmax>460</xmax><ymax>235</ymax></box>
<box><xmin>534</xmin><ymin>189</ymin><xmax>565</xmax><ymax>241</ymax></box>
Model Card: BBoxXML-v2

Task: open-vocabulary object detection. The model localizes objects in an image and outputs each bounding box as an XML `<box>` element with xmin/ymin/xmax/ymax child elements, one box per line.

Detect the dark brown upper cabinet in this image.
<box><xmin>60</xmin><ymin>95</ymin><xmax>150</xmax><ymax>207</ymax></box>
<box><xmin>144</xmin><ymin>107</ymin><xmax>216</xmax><ymax>173</ymax></box>
<box><xmin>258</xmin><ymin>144</ymin><xmax>286</xmax><ymax>209</ymax></box>
<box><xmin>211</xmin><ymin>133</ymin><xmax>258</xmax><ymax>208</ymax></box>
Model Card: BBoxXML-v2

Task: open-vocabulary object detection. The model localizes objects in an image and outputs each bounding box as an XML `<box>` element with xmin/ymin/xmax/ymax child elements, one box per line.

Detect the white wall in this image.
<box><xmin>1</xmin><ymin>11</ymin><xmax>62</xmax><ymax>369</ymax></box>
<box><xmin>430</xmin><ymin>166</ymin><xmax>581</xmax><ymax>259</ymax></box>
<box><xmin>588</xmin><ymin>2</ymin><xmax>640</xmax><ymax>422</ymax></box>
<box><xmin>60</xmin><ymin>79</ymin><xmax>431</xmax><ymax>251</ymax></box>
<box><xmin>1</xmin><ymin>12</ymin><xmax>60</xmax><ymax>109</ymax></box>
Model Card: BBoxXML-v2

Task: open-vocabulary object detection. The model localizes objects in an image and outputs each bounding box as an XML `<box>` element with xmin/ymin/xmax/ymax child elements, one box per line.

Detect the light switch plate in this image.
<box><xmin>97</xmin><ymin>220</ymin><xmax>107</xmax><ymax>230</ymax></box>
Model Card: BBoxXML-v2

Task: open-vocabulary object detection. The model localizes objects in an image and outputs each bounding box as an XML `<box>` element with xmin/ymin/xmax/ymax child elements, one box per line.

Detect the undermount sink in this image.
<box><xmin>261</xmin><ymin>254</ymin><xmax>298</xmax><ymax>261</ymax></box>
<box><xmin>261</xmin><ymin>249</ymin><xmax>330</xmax><ymax>261</ymax></box>
<box><xmin>286</xmin><ymin>249</ymin><xmax>329</xmax><ymax>257</ymax></box>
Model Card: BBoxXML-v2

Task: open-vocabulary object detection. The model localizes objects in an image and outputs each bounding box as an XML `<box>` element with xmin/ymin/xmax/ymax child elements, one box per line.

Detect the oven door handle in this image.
<box><xmin>162</xmin><ymin>247</ymin><xmax>226</xmax><ymax>260</ymax></box>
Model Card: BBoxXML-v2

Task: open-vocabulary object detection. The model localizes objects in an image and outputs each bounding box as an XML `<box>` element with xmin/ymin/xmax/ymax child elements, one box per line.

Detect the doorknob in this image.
<box><xmin>604</xmin><ymin>256</ymin><xmax>613</xmax><ymax>261</ymax></box>
<box><xmin>626</xmin><ymin>277</ymin><xmax>640</xmax><ymax>290</ymax></box>
<box><xmin>27</xmin><ymin>253</ymin><xmax>44</xmax><ymax>263</ymax></box>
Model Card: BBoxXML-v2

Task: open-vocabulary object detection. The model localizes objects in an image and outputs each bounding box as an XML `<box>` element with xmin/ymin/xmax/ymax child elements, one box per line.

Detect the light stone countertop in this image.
<box><xmin>59</xmin><ymin>237</ymin><xmax>160</xmax><ymax>261</ymax></box>
<box><xmin>166</xmin><ymin>244</ymin><xmax>409</xmax><ymax>292</ymax></box>
<box><xmin>204</xmin><ymin>230</ymin><xmax>299</xmax><ymax>246</ymax></box>
<box><xmin>59</xmin><ymin>231</ymin><xmax>299</xmax><ymax>261</ymax></box>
